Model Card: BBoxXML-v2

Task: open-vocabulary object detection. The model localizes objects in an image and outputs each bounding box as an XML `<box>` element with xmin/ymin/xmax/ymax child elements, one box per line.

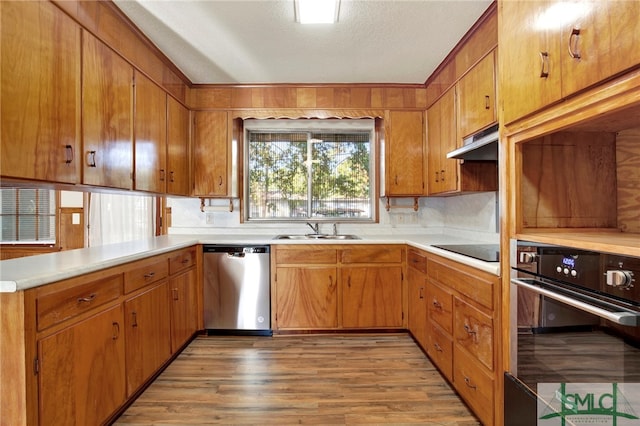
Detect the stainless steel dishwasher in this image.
<box><xmin>203</xmin><ymin>245</ymin><xmax>271</xmax><ymax>335</ymax></box>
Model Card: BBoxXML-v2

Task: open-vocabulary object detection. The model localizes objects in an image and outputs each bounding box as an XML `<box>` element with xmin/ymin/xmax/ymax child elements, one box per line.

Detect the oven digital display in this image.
<box><xmin>562</xmin><ymin>257</ymin><xmax>576</xmax><ymax>268</ymax></box>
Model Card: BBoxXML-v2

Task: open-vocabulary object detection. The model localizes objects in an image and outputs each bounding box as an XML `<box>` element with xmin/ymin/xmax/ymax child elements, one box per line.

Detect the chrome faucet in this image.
<box><xmin>306</xmin><ymin>222</ymin><xmax>320</xmax><ymax>234</ymax></box>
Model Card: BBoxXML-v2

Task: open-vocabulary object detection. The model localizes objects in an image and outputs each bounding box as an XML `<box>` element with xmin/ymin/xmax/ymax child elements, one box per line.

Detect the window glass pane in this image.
<box><xmin>0</xmin><ymin>189</ymin><xmax>56</xmax><ymax>243</ymax></box>
<box><xmin>246</xmin><ymin>122</ymin><xmax>374</xmax><ymax>222</ymax></box>
<box><xmin>1</xmin><ymin>189</ymin><xmax>17</xmax><ymax>214</ymax></box>
<box><xmin>39</xmin><ymin>215</ymin><xmax>56</xmax><ymax>241</ymax></box>
<box><xmin>18</xmin><ymin>189</ymin><xmax>37</xmax><ymax>214</ymax></box>
<box><xmin>1</xmin><ymin>215</ymin><xmax>17</xmax><ymax>241</ymax></box>
<box><xmin>18</xmin><ymin>215</ymin><xmax>36</xmax><ymax>241</ymax></box>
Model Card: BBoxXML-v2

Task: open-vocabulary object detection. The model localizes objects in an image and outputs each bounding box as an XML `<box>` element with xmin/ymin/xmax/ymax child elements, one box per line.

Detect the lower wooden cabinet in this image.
<box><xmin>2</xmin><ymin>245</ymin><xmax>200</xmax><ymax>426</ymax></box>
<box><xmin>272</xmin><ymin>244</ymin><xmax>406</xmax><ymax>331</ymax></box>
<box><xmin>38</xmin><ymin>304</ymin><xmax>126</xmax><ymax>426</ymax></box>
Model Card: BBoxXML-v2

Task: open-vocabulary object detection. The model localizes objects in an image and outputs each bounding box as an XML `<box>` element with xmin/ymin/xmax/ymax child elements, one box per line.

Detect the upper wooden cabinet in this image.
<box><xmin>1</xmin><ymin>1</ymin><xmax>81</xmax><ymax>184</ymax></box>
<box><xmin>457</xmin><ymin>51</ymin><xmax>497</xmax><ymax>139</ymax></box>
<box><xmin>427</xmin><ymin>88</ymin><xmax>458</xmax><ymax>195</ymax></box>
<box><xmin>193</xmin><ymin>111</ymin><xmax>233</xmax><ymax>197</ymax></box>
<box><xmin>384</xmin><ymin>110</ymin><xmax>425</xmax><ymax>196</ymax></box>
<box><xmin>134</xmin><ymin>71</ymin><xmax>167</xmax><ymax>193</ymax></box>
<box><xmin>166</xmin><ymin>97</ymin><xmax>191</xmax><ymax>196</ymax></box>
<box><xmin>500</xmin><ymin>0</ymin><xmax>640</xmax><ymax>124</ymax></box>
<box><xmin>82</xmin><ymin>32</ymin><xmax>134</xmax><ymax>190</ymax></box>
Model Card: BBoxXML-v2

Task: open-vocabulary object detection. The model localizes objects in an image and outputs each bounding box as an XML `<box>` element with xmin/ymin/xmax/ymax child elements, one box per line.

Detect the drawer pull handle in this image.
<box><xmin>181</xmin><ymin>258</ymin><xmax>190</xmax><ymax>264</ymax></box>
<box><xmin>432</xmin><ymin>300</ymin><xmax>442</xmax><ymax>310</ymax></box>
<box><xmin>144</xmin><ymin>272</ymin><xmax>156</xmax><ymax>279</ymax></box>
<box><xmin>434</xmin><ymin>343</ymin><xmax>443</xmax><ymax>352</ymax></box>
<box><xmin>77</xmin><ymin>293</ymin><xmax>96</xmax><ymax>303</ymax></box>
<box><xmin>464</xmin><ymin>376</ymin><xmax>477</xmax><ymax>390</ymax></box>
<box><xmin>464</xmin><ymin>323</ymin><xmax>478</xmax><ymax>338</ymax></box>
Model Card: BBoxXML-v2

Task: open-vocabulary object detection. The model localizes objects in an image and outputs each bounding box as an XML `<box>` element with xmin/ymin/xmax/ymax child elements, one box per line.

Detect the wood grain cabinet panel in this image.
<box><xmin>82</xmin><ymin>31</ymin><xmax>134</xmax><ymax>189</ymax></box>
<box><xmin>38</xmin><ymin>305</ymin><xmax>126</xmax><ymax>426</ymax></box>
<box><xmin>341</xmin><ymin>246</ymin><xmax>403</xmax><ymax>264</ymax></box>
<box><xmin>124</xmin><ymin>282</ymin><xmax>172</xmax><ymax>396</ymax></box>
<box><xmin>407</xmin><ymin>265</ymin><xmax>428</xmax><ymax>350</ymax></box>
<box><xmin>454</xmin><ymin>297</ymin><xmax>494</xmax><ymax>371</ymax></box>
<box><xmin>166</xmin><ymin>96</ymin><xmax>191</xmax><ymax>196</ymax></box>
<box><xmin>193</xmin><ymin>110</ymin><xmax>230</xmax><ymax>197</ymax></box>
<box><xmin>426</xmin><ymin>281</ymin><xmax>453</xmax><ymax>335</ymax></box>
<box><xmin>275</xmin><ymin>266</ymin><xmax>338</xmax><ymax>329</ymax></box>
<box><xmin>457</xmin><ymin>51</ymin><xmax>497</xmax><ymax>139</ymax></box>
<box><xmin>169</xmin><ymin>268</ymin><xmax>198</xmax><ymax>352</ymax></box>
<box><xmin>453</xmin><ymin>346</ymin><xmax>494</xmax><ymax>426</ymax></box>
<box><xmin>123</xmin><ymin>256</ymin><xmax>169</xmax><ymax>294</ymax></box>
<box><xmin>426</xmin><ymin>322</ymin><xmax>453</xmax><ymax>382</ymax></box>
<box><xmin>427</xmin><ymin>88</ymin><xmax>458</xmax><ymax>195</ymax></box>
<box><xmin>169</xmin><ymin>247</ymin><xmax>197</xmax><ymax>275</ymax></box>
<box><xmin>1</xmin><ymin>1</ymin><xmax>81</xmax><ymax>184</ymax></box>
<box><xmin>134</xmin><ymin>71</ymin><xmax>167</xmax><ymax>193</ymax></box>
<box><xmin>342</xmin><ymin>266</ymin><xmax>403</xmax><ymax>328</ymax></box>
<box><xmin>385</xmin><ymin>110</ymin><xmax>425</xmax><ymax>196</ymax></box>
<box><xmin>276</xmin><ymin>248</ymin><xmax>338</xmax><ymax>265</ymax></box>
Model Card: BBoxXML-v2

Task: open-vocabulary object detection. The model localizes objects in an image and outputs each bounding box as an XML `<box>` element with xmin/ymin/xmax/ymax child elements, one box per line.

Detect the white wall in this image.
<box><xmin>167</xmin><ymin>191</ymin><xmax>498</xmax><ymax>242</ymax></box>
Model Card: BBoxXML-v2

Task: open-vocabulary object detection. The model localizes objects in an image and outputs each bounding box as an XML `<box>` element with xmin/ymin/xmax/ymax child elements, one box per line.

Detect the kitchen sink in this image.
<box><xmin>274</xmin><ymin>234</ymin><xmax>361</xmax><ymax>240</ymax></box>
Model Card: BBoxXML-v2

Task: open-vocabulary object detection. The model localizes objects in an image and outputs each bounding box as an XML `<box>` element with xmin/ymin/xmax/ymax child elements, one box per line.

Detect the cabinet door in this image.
<box><xmin>169</xmin><ymin>268</ymin><xmax>198</xmax><ymax>352</ymax></box>
<box><xmin>124</xmin><ymin>282</ymin><xmax>172</xmax><ymax>396</ymax></box>
<box><xmin>457</xmin><ymin>51</ymin><xmax>496</xmax><ymax>139</ymax></box>
<box><xmin>385</xmin><ymin>110</ymin><xmax>425</xmax><ymax>196</ymax></box>
<box><xmin>426</xmin><ymin>99</ymin><xmax>442</xmax><ymax>194</ymax></box>
<box><xmin>166</xmin><ymin>96</ymin><xmax>190</xmax><ymax>196</ymax></box>
<box><xmin>275</xmin><ymin>267</ymin><xmax>338</xmax><ymax>329</ymax></box>
<box><xmin>1</xmin><ymin>1</ymin><xmax>81</xmax><ymax>183</ymax></box>
<box><xmin>193</xmin><ymin>111</ymin><xmax>229</xmax><ymax>196</ymax></box>
<box><xmin>407</xmin><ymin>267</ymin><xmax>428</xmax><ymax>349</ymax></box>
<box><xmin>134</xmin><ymin>71</ymin><xmax>167</xmax><ymax>193</ymax></box>
<box><xmin>427</xmin><ymin>89</ymin><xmax>458</xmax><ymax>195</ymax></box>
<box><xmin>560</xmin><ymin>0</ymin><xmax>640</xmax><ymax>96</ymax></box>
<box><xmin>499</xmin><ymin>0</ymin><xmax>562</xmax><ymax>124</ymax></box>
<box><xmin>342</xmin><ymin>266</ymin><xmax>403</xmax><ymax>328</ymax></box>
<box><xmin>38</xmin><ymin>305</ymin><xmax>125</xmax><ymax>426</ymax></box>
<box><xmin>82</xmin><ymin>32</ymin><xmax>133</xmax><ymax>189</ymax></box>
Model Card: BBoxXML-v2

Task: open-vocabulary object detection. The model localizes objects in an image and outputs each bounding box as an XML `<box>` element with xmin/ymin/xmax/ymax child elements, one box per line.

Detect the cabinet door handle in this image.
<box><xmin>218</xmin><ymin>176</ymin><xmax>223</xmax><ymax>186</ymax></box>
<box><xmin>170</xmin><ymin>171</ymin><xmax>175</xmax><ymax>182</ymax></box>
<box><xmin>77</xmin><ymin>293</ymin><xmax>96</xmax><ymax>303</ymax></box>
<box><xmin>65</xmin><ymin>145</ymin><xmax>73</xmax><ymax>164</ymax></box>
<box><xmin>112</xmin><ymin>322</ymin><xmax>120</xmax><ymax>340</ymax></box>
<box><xmin>395</xmin><ymin>175</ymin><xmax>399</xmax><ymax>185</ymax></box>
<box><xmin>172</xmin><ymin>288</ymin><xmax>179</xmax><ymax>301</ymax></box>
<box><xmin>419</xmin><ymin>287</ymin><xmax>424</xmax><ymax>299</ymax></box>
<box><xmin>86</xmin><ymin>151</ymin><xmax>97</xmax><ymax>167</ymax></box>
<box><xmin>568</xmin><ymin>27</ymin><xmax>581</xmax><ymax>59</ymax></box>
<box><xmin>464</xmin><ymin>376</ymin><xmax>477</xmax><ymax>390</ymax></box>
<box><xmin>132</xmin><ymin>311</ymin><xmax>138</xmax><ymax>327</ymax></box>
<box><xmin>484</xmin><ymin>95</ymin><xmax>490</xmax><ymax>110</ymax></box>
<box><xmin>435</xmin><ymin>171</ymin><xmax>439</xmax><ymax>182</ymax></box>
<box><xmin>440</xmin><ymin>170</ymin><xmax>445</xmax><ymax>182</ymax></box>
<box><xmin>160</xmin><ymin>169</ymin><xmax>166</xmax><ymax>181</ymax></box>
<box><xmin>539</xmin><ymin>51</ymin><xmax>550</xmax><ymax>78</ymax></box>
<box><xmin>347</xmin><ymin>276</ymin><xmax>351</xmax><ymax>288</ymax></box>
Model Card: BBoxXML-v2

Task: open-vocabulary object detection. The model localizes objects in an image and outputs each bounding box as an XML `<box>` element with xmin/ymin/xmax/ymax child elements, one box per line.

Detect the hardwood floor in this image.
<box><xmin>114</xmin><ymin>334</ymin><xmax>480</xmax><ymax>425</ymax></box>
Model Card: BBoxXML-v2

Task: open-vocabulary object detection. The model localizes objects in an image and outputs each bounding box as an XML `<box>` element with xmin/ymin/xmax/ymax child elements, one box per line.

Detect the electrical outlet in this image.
<box><xmin>205</xmin><ymin>212</ymin><xmax>215</xmax><ymax>225</ymax></box>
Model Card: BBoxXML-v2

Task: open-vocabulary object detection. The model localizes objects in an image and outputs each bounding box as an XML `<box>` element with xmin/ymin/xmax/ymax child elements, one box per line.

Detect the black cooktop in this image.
<box><xmin>432</xmin><ymin>244</ymin><xmax>500</xmax><ymax>262</ymax></box>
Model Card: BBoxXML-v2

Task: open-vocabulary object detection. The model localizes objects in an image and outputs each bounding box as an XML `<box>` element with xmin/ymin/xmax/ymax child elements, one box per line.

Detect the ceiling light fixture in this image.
<box><xmin>294</xmin><ymin>0</ymin><xmax>340</xmax><ymax>24</ymax></box>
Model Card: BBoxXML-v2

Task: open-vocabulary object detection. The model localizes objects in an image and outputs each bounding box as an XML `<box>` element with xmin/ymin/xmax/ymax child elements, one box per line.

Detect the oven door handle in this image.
<box><xmin>511</xmin><ymin>278</ymin><xmax>639</xmax><ymax>326</ymax></box>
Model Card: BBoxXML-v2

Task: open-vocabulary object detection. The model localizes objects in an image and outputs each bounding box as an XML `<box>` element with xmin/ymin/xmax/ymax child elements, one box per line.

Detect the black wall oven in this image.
<box><xmin>505</xmin><ymin>239</ymin><xmax>640</xmax><ymax>425</ymax></box>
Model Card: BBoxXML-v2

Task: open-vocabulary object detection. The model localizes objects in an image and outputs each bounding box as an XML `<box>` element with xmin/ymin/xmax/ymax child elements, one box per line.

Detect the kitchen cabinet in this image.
<box><xmin>407</xmin><ymin>249</ymin><xmax>428</xmax><ymax>350</ymax></box>
<box><xmin>426</xmin><ymin>253</ymin><xmax>499</xmax><ymax>426</ymax></box>
<box><xmin>457</xmin><ymin>51</ymin><xmax>497</xmax><ymax>139</ymax></box>
<box><xmin>1</xmin><ymin>1</ymin><xmax>81</xmax><ymax>184</ymax></box>
<box><xmin>124</xmin><ymin>282</ymin><xmax>172</xmax><ymax>396</ymax></box>
<box><xmin>427</xmin><ymin>88</ymin><xmax>458</xmax><ymax>194</ymax></box>
<box><xmin>166</xmin><ymin>96</ymin><xmax>191</xmax><ymax>196</ymax></box>
<box><xmin>168</xmin><ymin>247</ymin><xmax>199</xmax><ymax>352</ymax></box>
<box><xmin>134</xmin><ymin>71</ymin><xmax>167</xmax><ymax>193</ymax></box>
<box><xmin>500</xmin><ymin>0</ymin><xmax>640</xmax><ymax>124</ymax></box>
<box><xmin>193</xmin><ymin>110</ymin><xmax>233</xmax><ymax>197</ymax></box>
<box><xmin>384</xmin><ymin>110</ymin><xmax>426</xmax><ymax>196</ymax></box>
<box><xmin>272</xmin><ymin>245</ymin><xmax>405</xmax><ymax>331</ymax></box>
<box><xmin>82</xmin><ymin>31</ymin><xmax>134</xmax><ymax>189</ymax></box>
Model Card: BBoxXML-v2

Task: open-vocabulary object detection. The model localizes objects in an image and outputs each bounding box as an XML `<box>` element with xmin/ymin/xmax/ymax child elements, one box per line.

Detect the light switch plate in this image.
<box><xmin>205</xmin><ymin>212</ymin><xmax>215</xmax><ymax>225</ymax></box>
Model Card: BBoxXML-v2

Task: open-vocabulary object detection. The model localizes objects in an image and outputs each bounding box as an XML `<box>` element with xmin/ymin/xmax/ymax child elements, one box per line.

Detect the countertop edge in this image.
<box><xmin>1</xmin><ymin>234</ymin><xmax>500</xmax><ymax>292</ymax></box>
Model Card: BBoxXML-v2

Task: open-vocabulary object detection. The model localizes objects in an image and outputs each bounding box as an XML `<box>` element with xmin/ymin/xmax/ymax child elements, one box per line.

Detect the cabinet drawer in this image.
<box><xmin>426</xmin><ymin>322</ymin><xmax>453</xmax><ymax>382</ymax></box>
<box><xmin>276</xmin><ymin>248</ymin><xmax>337</xmax><ymax>264</ymax></box>
<box><xmin>454</xmin><ymin>297</ymin><xmax>493</xmax><ymax>371</ymax></box>
<box><xmin>169</xmin><ymin>247</ymin><xmax>196</xmax><ymax>275</ymax></box>
<box><xmin>36</xmin><ymin>274</ymin><xmax>123</xmax><ymax>331</ymax></box>
<box><xmin>427</xmin><ymin>256</ymin><xmax>495</xmax><ymax>310</ymax></box>
<box><xmin>341</xmin><ymin>246</ymin><xmax>403</xmax><ymax>264</ymax></box>
<box><xmin>426</xmin><ymin>281</ymin><xmax>453</xmax><ymax>334</ymax></box>
<box><xmin>453</xmin><ymin>347</ymin><xmax>494</xmax><ymax>426</ymax></box>
<box><xmin>124</xmin><ymin>256</ymin><xmax>169</xmax><ymax>293</ymax></box>
<box><xmin>407</xmin><ymin>249</ymin><xmax>427</xmax><ymax>273</ymax></box>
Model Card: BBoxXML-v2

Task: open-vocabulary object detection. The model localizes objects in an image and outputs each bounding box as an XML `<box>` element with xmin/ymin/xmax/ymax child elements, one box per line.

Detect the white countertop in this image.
<box><xmin>0</xmin><ymin>233</ymin><xmax>500</xmax><ymax>293</ymax></box>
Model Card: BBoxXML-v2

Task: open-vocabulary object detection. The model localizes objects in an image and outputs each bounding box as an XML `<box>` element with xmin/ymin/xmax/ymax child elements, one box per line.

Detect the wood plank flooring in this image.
<box><xmin>114</xmin><ymin>334</ymin><xmax>480</xmax><ymax>425</ymax></box>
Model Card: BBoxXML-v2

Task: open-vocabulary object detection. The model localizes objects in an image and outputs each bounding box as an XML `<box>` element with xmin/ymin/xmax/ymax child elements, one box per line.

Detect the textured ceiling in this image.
<box><xmin>113</xmin><ymin>0</ymin><xmax>493</xmax><ymax>85</ymax></box>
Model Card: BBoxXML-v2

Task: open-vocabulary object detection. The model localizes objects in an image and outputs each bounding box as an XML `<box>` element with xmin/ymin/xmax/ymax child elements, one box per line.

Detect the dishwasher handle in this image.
<box><xmin>229</xmin><ymin>252</ymin><xmax>246</xmax><ymax>258</ymax></box>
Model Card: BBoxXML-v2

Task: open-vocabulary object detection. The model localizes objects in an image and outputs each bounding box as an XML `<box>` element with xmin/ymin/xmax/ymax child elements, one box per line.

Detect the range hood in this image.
<box><xmin>447</xmin><ymin>123</ymin><xmax>498</xmax><ymax>161</ymax></box>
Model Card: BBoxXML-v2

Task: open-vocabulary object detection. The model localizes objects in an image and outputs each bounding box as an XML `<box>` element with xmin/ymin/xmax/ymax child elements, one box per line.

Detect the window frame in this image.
<box><xmin>243</xmin><ymin>119</ymin><xmax>377</xmax><ymax>223</ymax></box>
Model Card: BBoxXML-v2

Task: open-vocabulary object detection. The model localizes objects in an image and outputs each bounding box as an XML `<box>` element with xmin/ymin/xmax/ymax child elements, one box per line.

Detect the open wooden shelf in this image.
<box><xmin>515</xmin><ymin>229</ymin><xmax>640</xmax><ymax>257</ymax></box>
